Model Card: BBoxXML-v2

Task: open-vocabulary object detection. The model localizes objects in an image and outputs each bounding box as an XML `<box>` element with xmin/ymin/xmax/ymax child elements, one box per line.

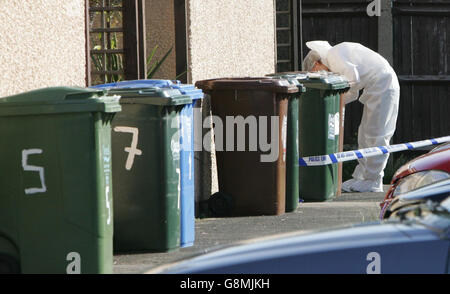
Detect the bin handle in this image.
<box><xmin>65</xmin><ymin>90</ymin><xmax>104</xmax><ymax>100</ymax></box>
<box><xmin>137</xmin><ymin>89</ymin><xmax>159</xmax><ymax>95</ymax></box>
<box><xmin>142</xmin><ymin>80</ymin><xmax>173</xmax><ymax>87</ymax></box>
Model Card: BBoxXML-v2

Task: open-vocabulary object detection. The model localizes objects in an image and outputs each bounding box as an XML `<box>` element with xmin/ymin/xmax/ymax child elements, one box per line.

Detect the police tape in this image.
<box><xmin>299</xmin><ymin>136</ymin><xmax>450</xmax><ymax>167</ymax></box>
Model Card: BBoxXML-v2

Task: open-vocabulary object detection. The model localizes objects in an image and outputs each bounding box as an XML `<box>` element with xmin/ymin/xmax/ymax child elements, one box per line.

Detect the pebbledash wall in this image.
<box><xmin>186</xmin><ymin>0</ymin><xmax>276</xmax><ymax>82</ymax></box>
<box><xmin>0</xmin><ymin>0</ymin><xmax>87</xmax><ymax>97</ymax></box>
<box><xmin>146</xmin><ymin>0</ymin><xmax>276</xmax><ymax>82</ymax></box>
<box><xmin>185</xmin><ymin>0</ymin><xmax>277</xmax><ymax>205</ymax></box>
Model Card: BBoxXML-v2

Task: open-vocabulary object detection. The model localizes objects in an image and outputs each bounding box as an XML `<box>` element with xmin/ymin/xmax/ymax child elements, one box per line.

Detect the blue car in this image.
<box><xmin>150</xmin><ymin>180</ymin><xmax>450</xmax><ymax>274</ymax></box>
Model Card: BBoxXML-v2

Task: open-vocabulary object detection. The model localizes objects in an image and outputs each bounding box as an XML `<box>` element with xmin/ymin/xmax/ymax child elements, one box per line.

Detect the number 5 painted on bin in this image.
<box><xmin>114</xmin><ymin>126</ymin><xmax>142</xmax><ymax>170</ymax></box>
<box><xmin>22</xmin><ymin>149</ymin><xmax>47</xmax><ymax>195</ymax></box>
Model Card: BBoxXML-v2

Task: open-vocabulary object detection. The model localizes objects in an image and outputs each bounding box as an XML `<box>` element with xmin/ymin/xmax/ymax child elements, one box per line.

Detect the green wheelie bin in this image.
<box><xmin>274</xmin><ymin>72</ymin><xmax>349</xmax><ymax>202</ymax></box>
<box><xmin>297</xmin><ymin>72</ymin><xmax>349</xmax><ymax>201</ymax></box>
<box><xmin>266</xmin><ymin>75</ymin><xmax>306</xmax><ymax>212</ymax></box>
<box><xmin>103</xmin><ymin>87</ymin><xmax>192</xmax><ymax>253</ymax></box>
<box><xmin>0</xmin><ymin>87</ymin><xmax>121</xmax><ymax>274</ymax></box>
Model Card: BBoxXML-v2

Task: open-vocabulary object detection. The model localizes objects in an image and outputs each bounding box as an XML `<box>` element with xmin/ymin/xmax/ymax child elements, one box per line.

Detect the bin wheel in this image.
<box><xmin>0</xmin><ymin>255</ymin><xmax>20</xmax><ymax>274</ymax></box>
<box><xmin>0</xmin><ymin>237</ymin><xmax>20</xmax><ymax>274</ymax></box>
<box><xmin>208</xmin><ymin>192</ymin><xmax>233</xmax><ymax>217</ymax></box>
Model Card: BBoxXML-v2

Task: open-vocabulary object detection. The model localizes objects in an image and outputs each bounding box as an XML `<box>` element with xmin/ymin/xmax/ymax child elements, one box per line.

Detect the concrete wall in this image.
<box><xmin>0</xmin><ymin>1</ymin><xmax>87</xmax><ymax>97</ymax></box>
<box><xmin>144</xmin><ymin>0</ymin><xmax>177</xmax><ymax>79</ymax></box>
<box><xmin>186</xmin><ymin>0</ymin><xmax>276</xmax><ymax>83</ymax></box>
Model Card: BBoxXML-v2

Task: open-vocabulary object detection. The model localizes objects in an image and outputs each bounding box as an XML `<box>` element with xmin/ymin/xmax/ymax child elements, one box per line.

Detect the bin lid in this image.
<box><xmin>267</xmin><ymin>71</ymin><xmax>350</xmax><ymax>91</ymax></box>
<box><xmin>101</xmin><ymin>87</ymin><xmax>193</xmax><ymax>106</ymax></box>
<box><xmin>272</xmin><ymin>77</ymin><xmax>306</xmax><ymax>93</ymax></box>
<box><xmin>92</xmin><ymin>79</ymin><xmax>204</xmax><ymax>101</ymax></box>
<box><xmin>0</xmin><ymin>87</ymin><xmax>121</xmax><ymax>117</ymax></box>
<box><xmin>169</xmin><ymin>81</ymin><xmax>204</xmax><ymax>100</ymax></box>
<box><xmin>195</xmin><ymin>77</ymin><xmax>299</xmax><ymax>93</ymax></box>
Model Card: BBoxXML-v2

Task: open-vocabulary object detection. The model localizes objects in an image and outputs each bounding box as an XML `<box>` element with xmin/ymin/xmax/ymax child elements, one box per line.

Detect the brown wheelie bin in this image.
<box><xmin>195</xmin><ymin>78</ymin><xmax>299</xmax><ymax>216</ymax></box>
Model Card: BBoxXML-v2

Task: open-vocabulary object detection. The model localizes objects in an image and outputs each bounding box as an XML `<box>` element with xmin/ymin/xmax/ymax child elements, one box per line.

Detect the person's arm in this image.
<box><xmin>327</xmin><ymin>50</ymin><xmax>361</xmax><ymax>104</ymax></box>
<box><xmin>342</xmin><ymin>86</ymin><xmax>360</xmax><ymax>104</ymax></box>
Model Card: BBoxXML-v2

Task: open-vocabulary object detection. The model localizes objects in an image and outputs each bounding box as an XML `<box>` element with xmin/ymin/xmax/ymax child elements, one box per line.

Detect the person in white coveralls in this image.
<box><xmin>303</xmin><ymin>41</ymin><xmax>400</xmax><ymax>193</ymax></box>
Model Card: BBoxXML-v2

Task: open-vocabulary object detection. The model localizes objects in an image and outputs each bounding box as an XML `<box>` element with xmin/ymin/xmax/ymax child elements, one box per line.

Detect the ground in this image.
<box><xmin>113</xmin><ymin>188</ymin><xmax>388</xmax><ymax>274</ymax></box>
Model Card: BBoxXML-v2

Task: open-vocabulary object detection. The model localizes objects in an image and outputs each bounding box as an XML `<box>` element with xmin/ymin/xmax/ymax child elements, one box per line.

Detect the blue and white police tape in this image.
<box><xmin>299</xmin><ymin>136</ymin><xmax>450</xmax><ymax>167</ymax></box>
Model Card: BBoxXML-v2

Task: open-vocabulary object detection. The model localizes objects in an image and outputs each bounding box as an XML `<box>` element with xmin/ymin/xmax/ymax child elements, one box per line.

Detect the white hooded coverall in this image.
<box><xmin>306</xmin><ymin>41</ymin><xmax>400</xmax><ymax>192</ymax></box>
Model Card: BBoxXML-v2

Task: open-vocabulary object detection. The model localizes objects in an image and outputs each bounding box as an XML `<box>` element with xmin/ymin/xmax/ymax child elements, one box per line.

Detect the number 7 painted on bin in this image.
<box><xmin>114</xmin><ymin>126</ymin><xmax>142</xmax><ymax>170</ymax></box>
<box><xmin>22</xmin><ymin>149</ymin><xmax>47</xmax><ymax>195</ymax></box>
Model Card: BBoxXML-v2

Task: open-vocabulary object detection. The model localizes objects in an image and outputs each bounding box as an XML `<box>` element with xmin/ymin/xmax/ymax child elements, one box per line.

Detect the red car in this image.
<box><xmin>380</xmin><ymin>142</ymin><xmax>450</xmax><ymax>219</ymax></box>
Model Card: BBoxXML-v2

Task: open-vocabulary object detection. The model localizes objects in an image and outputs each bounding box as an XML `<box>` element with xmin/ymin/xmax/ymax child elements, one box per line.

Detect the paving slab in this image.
<box><xmin>113</xmin><ymin>187</ymin><xmax>388</xmax><ymax>274</ymax></box>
